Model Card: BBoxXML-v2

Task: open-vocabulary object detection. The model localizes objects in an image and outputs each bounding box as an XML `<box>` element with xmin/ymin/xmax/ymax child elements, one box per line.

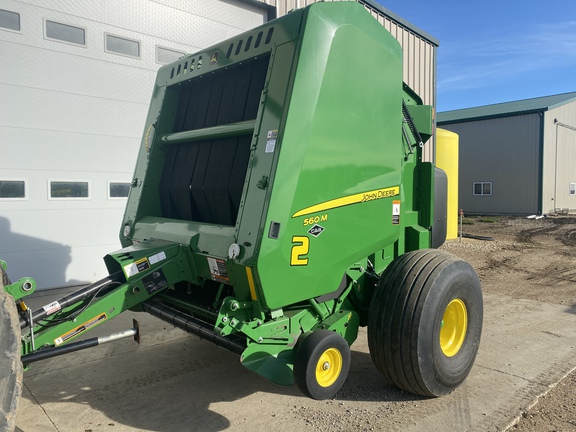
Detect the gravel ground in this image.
<box><xmin>442</xmin><ymin>215</ymin><xmax>576</xmax><ymax>431</ymax></box>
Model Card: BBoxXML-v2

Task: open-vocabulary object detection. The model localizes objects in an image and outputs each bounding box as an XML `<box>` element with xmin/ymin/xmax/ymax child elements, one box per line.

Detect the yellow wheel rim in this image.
<box><xmin>440</xmin><ymin>299</ymin><xmax>468</xmax><ymax>357</ymax></box>
<box><xmin>315</xmin><ymin>348</ymin><xmax>342</xmax><ymax>387</ymax></box>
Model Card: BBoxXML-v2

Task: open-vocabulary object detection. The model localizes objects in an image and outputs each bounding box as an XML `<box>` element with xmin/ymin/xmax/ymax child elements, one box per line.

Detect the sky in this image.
<box><xmin>375</xmin><ymin>0</ymin><xmax>576</xmax><ymax>112</ymax></box>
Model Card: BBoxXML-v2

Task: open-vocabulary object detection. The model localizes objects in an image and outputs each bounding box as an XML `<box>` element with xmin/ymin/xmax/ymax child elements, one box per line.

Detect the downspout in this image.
<box><xmin>553</xmin><ymin>118</ymin><xmax>559</xmax><ymax>209</ymax></box>
<box><xmin>538</xmin><ymin>112</ymin><xmax>544</xmax><ymax>214</ymax></box>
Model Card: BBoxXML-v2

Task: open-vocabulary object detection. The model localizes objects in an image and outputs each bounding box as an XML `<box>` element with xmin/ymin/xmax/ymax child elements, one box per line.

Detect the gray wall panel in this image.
<box><xmin>441</xmin><ymin>114</ymin><xmax>542</xmax><ymax>214</ymax></box>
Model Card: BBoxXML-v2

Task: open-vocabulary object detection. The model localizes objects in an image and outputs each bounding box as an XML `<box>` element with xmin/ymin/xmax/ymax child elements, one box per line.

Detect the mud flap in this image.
<box><xmin>0</xmin><ymin>269</ymin><xmax>22</xmax><ymax>432</ymax></box>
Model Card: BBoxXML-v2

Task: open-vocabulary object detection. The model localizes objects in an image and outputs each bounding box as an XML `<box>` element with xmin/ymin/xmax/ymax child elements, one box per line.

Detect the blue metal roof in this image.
<box><xmin>437</xmin><ymin>91</ymin><xmax>576</xmax><ymax>124</ymax></box>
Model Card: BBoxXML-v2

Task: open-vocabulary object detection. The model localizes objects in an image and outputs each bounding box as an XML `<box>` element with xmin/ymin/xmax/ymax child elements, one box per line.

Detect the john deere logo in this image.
<box><xmin>209</xmin><ymin>52</ymin><xmax>219</xmax><ymax>65</ymax></box>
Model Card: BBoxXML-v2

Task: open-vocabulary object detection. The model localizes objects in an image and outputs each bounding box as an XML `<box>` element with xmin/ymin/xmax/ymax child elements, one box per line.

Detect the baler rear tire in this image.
<box><xmin>0</xmin><ymin>269</ymin><xmax>22</xmax><ymax>432</ymax></box>
<box><xmin>368</xmin><ymin>249</ymin><xmax>482</xmax><ymax>397</ymax></box>
<box><xmin>293</xmin><ymin>330</ymin><xmax>350</xmax><ymax>400</ymax></box>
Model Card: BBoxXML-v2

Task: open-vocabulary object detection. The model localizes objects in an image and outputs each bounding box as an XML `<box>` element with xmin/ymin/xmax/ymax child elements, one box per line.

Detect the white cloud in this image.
<box><xmin>438</xmin><ymin>21</ymin><xmax>576</xmax><ymax>91</ymax></box>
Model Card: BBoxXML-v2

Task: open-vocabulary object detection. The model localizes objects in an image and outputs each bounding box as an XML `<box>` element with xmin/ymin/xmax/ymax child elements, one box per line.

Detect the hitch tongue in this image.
<box><xmin>21</xmin><ymin>319</ymin><xmax>140</xmax><ymax>364</ymax></box>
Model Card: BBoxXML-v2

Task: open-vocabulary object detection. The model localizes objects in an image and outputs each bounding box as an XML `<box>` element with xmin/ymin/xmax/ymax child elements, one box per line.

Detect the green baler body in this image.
<box><xmin>120</xmin><ymin>1</ymin><xmax>432</xmax><ymax>307</ymax></box>
<box><xmin>18</xmin><ymin>2</ymin><xmax>437</xmax><ymax>387</ymax></box>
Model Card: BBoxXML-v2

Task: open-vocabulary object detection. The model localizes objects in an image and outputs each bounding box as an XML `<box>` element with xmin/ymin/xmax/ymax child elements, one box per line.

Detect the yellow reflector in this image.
<box><xmin>246</xmin><ymin>267</ymin><xmax>257</xmax><ymax>301</ymax></box>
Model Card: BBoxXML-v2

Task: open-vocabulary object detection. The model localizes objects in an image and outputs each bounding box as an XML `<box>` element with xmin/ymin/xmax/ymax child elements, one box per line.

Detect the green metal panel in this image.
<box><xmin>257</xmin><ymin>3</ymin><xmax>405</xmax><ymax>309</ymax></box>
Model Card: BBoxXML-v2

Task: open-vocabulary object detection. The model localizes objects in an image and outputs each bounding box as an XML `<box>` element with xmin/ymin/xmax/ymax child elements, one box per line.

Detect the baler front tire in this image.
<box><xmin>368</xmin><ymin>249</ymin><xmax>482</xmax><ymax>397</ymax></box>
<box><xmin>293</xmin><ymin>330</ymin><xmax>350</xmax><ymax>400</ymax></box>
<box><xmin>0</xmin><ymin>270</ymin><xmax>22</xmax><ymax>432</ymax></box>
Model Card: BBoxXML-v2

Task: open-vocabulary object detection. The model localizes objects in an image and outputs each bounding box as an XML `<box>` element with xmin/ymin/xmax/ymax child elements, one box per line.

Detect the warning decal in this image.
<box><xmin>42</xmin><ymin>301</ymin><xmax>61</xmax><ymax>316</ymax></box>
<box><xmin>265</xmin><ymin>130</ymin><xmax>278</xmax><ymax>153</ymax></box>
<box><xmin>392</xmin><ymin>200</ymin><xmax>400</xmax><ymax>225</ymax></box>
<box><xmin>54</xmin><ymin>313</ymin><xmax>107</xmax><ymax>346</ymax></box>
<box><xmin>149</xmin><ymin>251</ymin><xmax>166</xmax><ymax>265</ymax></box>
<box><xmin>207</xmin><ymin>257</ymin><xmax>229</xmax><ymax>283</ymax></box>
<box><xmin>123</xmin><ymin>257</ymin><xmax>151</xmax><ymax>278</ymax></box>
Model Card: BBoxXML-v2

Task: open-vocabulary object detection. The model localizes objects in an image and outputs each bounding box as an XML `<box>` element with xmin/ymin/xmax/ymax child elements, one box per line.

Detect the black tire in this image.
<box><xmin>0</xmin><ymin>269</ymin><xmax>22</xmax><ymax>432</ymax></box>
<box><xmin>368</xmin><ymin>249</ymin><xmax>482</xmax><ymax>397</ymax></box>
<box><xmin>294</xmin><ymin>330</ymin><xmax>350</xmax><ymax>400</ymax></box>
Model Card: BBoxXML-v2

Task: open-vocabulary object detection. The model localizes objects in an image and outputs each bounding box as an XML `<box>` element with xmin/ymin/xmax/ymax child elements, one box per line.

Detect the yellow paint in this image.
<box><xmin>316</xmin><ymin>347</ymin><xmax>343</xmax><ymax>387</ymax></box>
<box><xmin>436</xmin><ymin>128</ymin><xmax>459</xmax><ymax>239</ymax></box>
<box><xmin>439</xmin><ymin>299</ymin><xmax>467</xmax><ymax>357</ymax></box>
<box><xmin>290</xmin><ymin>236</ymin><xmax>309</xmax><ymax>266</ymax></box>
<box><xmin>292</xmin><ymin>186</ymin><xmax>399</xmax><ymax>218</ymax></box>
<box><xmin>246</xmin><ymin>267</ymin><xmax>258</xmax><ymax>301</ymax></box>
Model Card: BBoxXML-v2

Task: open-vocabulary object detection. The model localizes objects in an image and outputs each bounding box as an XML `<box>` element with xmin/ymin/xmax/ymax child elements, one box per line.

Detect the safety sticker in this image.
<box><xmin>392</xmin><ymin>200</ymin><xmax>400</xmax><ymax>225</ymax></box>
<box><xmin>54</xmin><ymin>313</ymin><xmax>107</xmax><ymax>346</ymax></box>
<box><xmin>42</xmin><ymin>301</ymin><xmax>61</xmax><ymax>316</ymax></box>
<box><xmin>207</xmin><ymin>257</ymin><xmax>229</xmax><ymax>283</ymax></box>
<box><xmin>123</xmin><ymin>257</ymin><xmax>150</xmax><ymax>278</ymax></box>
<box><xmin>265</xmin><ymin>130</ymin><xmax>278</xmax><ymax>153</ymax></box>
<box><xmin>149</xmin><ymin>251</ymin><xmax>166</xmax><ymax>265</ymax></box>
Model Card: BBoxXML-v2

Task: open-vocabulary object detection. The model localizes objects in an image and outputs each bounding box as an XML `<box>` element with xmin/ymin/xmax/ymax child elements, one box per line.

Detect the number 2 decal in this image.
<box><xmin>290</xmin><ymin>236</ymin><xmax>309</xmax><ymax>266</ymax></box>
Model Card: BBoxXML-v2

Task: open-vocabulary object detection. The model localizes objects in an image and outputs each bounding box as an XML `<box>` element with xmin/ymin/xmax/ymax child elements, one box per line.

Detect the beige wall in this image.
<box><xmin>543</xmin><ymin>102</ymin><xmax>576</xmax><ymax>213</ymax></box>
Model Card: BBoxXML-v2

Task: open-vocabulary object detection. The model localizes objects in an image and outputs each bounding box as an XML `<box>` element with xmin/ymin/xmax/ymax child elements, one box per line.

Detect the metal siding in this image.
<box><xmin>543</xmin><ymin>102</ymin><xmax>576</xmax><ymax>213</ymax></box>
<box><xmin>261</xmin><ymin>0</ymin><xmax>437</xmax><ymax>161</ymax></box>
<box><xmin>0</xmin><ymin>0</ymin><xmax>266</xmax><ymax>288</ymax></box>
<box><xmin>441</xmin><ymin>114</ymin><xmax>542</xmax><ymax>214</ymax></box>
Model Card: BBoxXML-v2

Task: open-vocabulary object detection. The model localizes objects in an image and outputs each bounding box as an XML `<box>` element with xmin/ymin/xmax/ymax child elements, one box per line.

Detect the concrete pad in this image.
<box><xmin>15</xmin><ymin>292</ymin><xmax>576</xmax><ymax>432</ymax></box>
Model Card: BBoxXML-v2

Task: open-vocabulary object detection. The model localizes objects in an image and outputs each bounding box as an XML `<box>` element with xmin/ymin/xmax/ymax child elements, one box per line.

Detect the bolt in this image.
<box><xmin>230</xmin><ymin>319</ymin><xmax>238</xmax><ymax>326</ymax></box>
<box><xmin>230</xmin><ymin>301</ymin><xmax>239</xmax><ymax>311</ymax></box>
<box><xmin>322</xmin><ymin>361</ymin><xmax>330</xmax><ymax>371</ymax></box>
<box><xmin>258</xmin><ymin>337</ymin><xmax>263</xmax><ymax>342</ymax></box>
<box><xmin>222</xmin><ymin>317</ymin><xmax>228</xmax><ymax>323</ymax></box>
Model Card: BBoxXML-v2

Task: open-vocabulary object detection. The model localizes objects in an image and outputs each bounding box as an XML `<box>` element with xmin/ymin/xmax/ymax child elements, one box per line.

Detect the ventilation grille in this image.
<box><xmin>169</xmin><ymin>26</ymin><xmax>275</xmax><ymax>81</ymax></box>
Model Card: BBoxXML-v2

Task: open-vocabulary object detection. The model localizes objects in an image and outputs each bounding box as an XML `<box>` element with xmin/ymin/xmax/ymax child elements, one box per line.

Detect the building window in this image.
<box><xmin>156</xmin><ymin>46</ymin><xmax>185</xmax><ymax>64</ymax></box>
<box><xmin>105</xmin><ymin>34</ymin><xmax>140</xmax><ymax>58</ymax></box>
<box><xmin>45</xmin><ymin>20</ymin><xmax>85</xmax><ymax>46</ymax></box>
<box><xmin>50</xmin><ymin>181</ymin><xmax>89</xmax><ymax>199</ymax></box>
<box><xmin>570</xmin><ymin>183</ymin><xmax>576</xmax><ymax>196</ymax></box>
<box><xmin>0</xmin><ymin>180</ymin><xmax>25</xmax><ymax>199</ymax></box>
<box><xmin>473</xmin><ymin>182</ymin><xmax>492</xmax><ymax>196</ymax></box>
<box><xmin>108</xmin><ymin>182</ymin><xmax>130</xmax><ymax>198</ymax></box>
<box><xmin>0</xmin><ymin>9</ymin><xmax>20</xmax><ymax>31</ymax></box>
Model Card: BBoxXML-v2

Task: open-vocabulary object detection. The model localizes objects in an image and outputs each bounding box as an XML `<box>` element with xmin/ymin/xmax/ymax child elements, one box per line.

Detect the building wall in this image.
<box><xmin>0</xmin><ymin>0</ymin><xmax>266</xmax><ymax>288</ymax></box>
<box><xmin>542</xmin><ymin>101</ymin><xmax>576</xmax><ymax>213</ymax></box>
<box><xmin>440</xmin><ymin>114</ymin><xmax>542</xmax><ymax>215</ymax></box>
<box><xmin>261</xmin><ymin>0</ymin><xmax>438</xmax><ymax>161</ymax></box>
